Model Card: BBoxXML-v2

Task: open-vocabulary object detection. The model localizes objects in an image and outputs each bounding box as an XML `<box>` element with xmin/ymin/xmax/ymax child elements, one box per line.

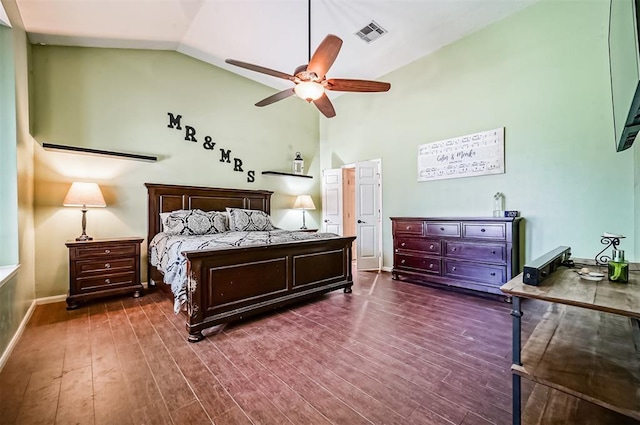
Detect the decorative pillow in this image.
<box><xmin>163</xmin><ymin>209</ymin><xmax>228</xmax><ymax>235</ymax></box>
<box><xmin>226</xmin><ymin>207</ymin><xmax>275</xmax><ymax>231</ymax></box>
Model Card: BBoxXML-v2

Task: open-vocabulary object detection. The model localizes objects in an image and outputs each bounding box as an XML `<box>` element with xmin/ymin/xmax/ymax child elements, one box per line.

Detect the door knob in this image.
<box><xmin>357</xmin><ymin>220</ymin><xmax>365</xmax><ymax>224</ymax></box>
<box><xmin>324</xmin><ymin>219</ymin><xmax>329</xmax><ymax>223</ymax></box>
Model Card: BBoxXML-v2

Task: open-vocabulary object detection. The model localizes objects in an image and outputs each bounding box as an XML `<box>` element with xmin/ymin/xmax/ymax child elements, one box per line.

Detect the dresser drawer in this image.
<box><xmin>76</xmin><ymin>258</ymin><xmax>135</xmax><ymax>276</ymax></box>
<box><xmin>396</xmin><ymin>238</ymin><xmax>440</xmax><ymax>254</ymax></box>
<box><xmin>444</xmin><ymin>260</ymin><xmax>506</xmax><ymax>285</ymax></box>
<box><xmin>395</xmin><ymin>254</ymin><xmax>441</xmax><ymax>274</ymax></box>
<box><xmin>462</xmin><ymin>222</ymin><xmax>506</xmax><ymax>240</ymax></box>
<box><xmin>394</xmin><ymin>221</ymin><xmax>424</xmax><ymax>235</ymax></box>
<box><xmin>77</xmin><ymin>272</ymin><xmax>137</xmax><ymax>292</ymax></box>
<box><xmin>444</xmin><ymin>241</ymin><xmax>506</xmax><ymax>263</ymax></box>
<box><xmin>426</xmin><ymin>222</ymin><xmax>461</xmax><ymax>238</ymax></box>
<box><xmin>73</xmin><ymin>243</ymin><xmax>138</xmax><ymax>259</ymax></box>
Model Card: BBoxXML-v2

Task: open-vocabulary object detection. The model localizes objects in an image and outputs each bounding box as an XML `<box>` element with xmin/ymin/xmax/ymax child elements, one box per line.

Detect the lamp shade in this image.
<box><xmin>63</xmin><ymin>182</ymin><xmax>106</xmax><ymax>207</ymax></box>
<box><xmin>293</xmin><ymin>195</ymin><xmax>316</xmax><ymax>210</ymax></box>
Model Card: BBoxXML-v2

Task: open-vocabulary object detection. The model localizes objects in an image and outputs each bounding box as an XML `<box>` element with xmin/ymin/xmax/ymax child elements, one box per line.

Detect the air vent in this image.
<box><xmin>355</xmin><ymin>20</ymin><xmax>387</xmax><ymax>43</ymax></box>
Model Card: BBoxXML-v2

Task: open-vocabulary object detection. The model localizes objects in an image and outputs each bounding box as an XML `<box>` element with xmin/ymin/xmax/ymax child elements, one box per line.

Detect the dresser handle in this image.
<box><xmin>406</xmin><ymin>226</ymin><xmax>411</xmax><ymax>230</ymax></box>
<box><xmin>105</xmin><ymin>279</ymin><xmax>111</xmax><ymax>284</ymax></box>
<box><xmin>490</xmin><ymin>272</ymin><xmax>496</xmax><ymax>276</ymax></box>
<box><xmin>429</xmin><ymin>264</ymin><xmax>433</xmax><ymax>269</ymax></box>
<box><xmin>105</xmin><ymin>249</ymin><xmax>111</xmax><ymax>254</ymax></box>
<box><xmin>429</xmin><ymin>244</ymin><xmax>434</xmax><ymax>249</ymax></box>
<box><xmin>452</xmin><ymin>247</ymin><xmax>457</xmax><ymax>252</ymax></box>
<box><xmin>105</xmin><ymin>263</ymin><xmax>111</xmax><ymax>269</ymax></box>
<box><xmin>401</xmin><ymin>259</ymin><xmax>406</xmax><ymax>264</ymax></box>
<box><xmin>401</xmin><ymin>242</ymin><xmax>406</xmax><ymax>247</ymax></box>
<box><xmin>440</xmin><ymin>227</ymin><xmax>445</xmax><ymax>231</ymax></box>
<box><xmin>452</xmin><ymin>266</ymin><xmax>456</xmax><ymax>271</ymax></box>
<box><xmin>491</xmin><ymin>250</ymin><xmax>496</xmax><ymax>254</ymax></box>
<box><xmin>481</xmin><ymin>228</ymin><xmax>486</xmax><ymax>232</ymax></box>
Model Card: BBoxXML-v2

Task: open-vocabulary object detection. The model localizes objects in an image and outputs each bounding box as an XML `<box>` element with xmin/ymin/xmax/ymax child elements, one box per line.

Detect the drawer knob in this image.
<box><xmin>401</xmin><ymin>259</ymin><xmax>406</xmax><ymax>264</ymax></box>
<box><xmin>406</xmin><ymin>226</ymin><xmax>411</xmax><ymax>230</ymax></box>
<box><xmin>452</xmin><ymin>247</ymin><xmax>457</xmax><ymax>252</ymax></box>
<box><xmin>105</xmin><ymin>263</ymin><xmax>111</xmax><ymax>269</ymax></box>
<box><xmin>481</xmin><ymin>228</ymin><xmax>486</xmax><ymax>233</ymax></box>
<box><xmin>429</xmin><ymin>244</ymin><xmax>434</xmax><ymax>249</ymax></box>
<box><xmin>429</xmin><ymin>264</ymin><xmax>433</xmax><ymax>269</ymax></box>
<box><xmin>490</xmin><ymin>272</ymin><xmax>496</xmax><ymax>276</ymax></box>
<box><xmin>105</xmin><ymin>249</ymin><xmax>111</xmax><ymax>254</ymax></box>
<box><xmin>401</xmin><ymin>242</ymin><xmax>406</xmax><ymax>247</ymax></box>
<box><xmin>105</xmin><ymin>278</ymin><xmax>111</xmax><ymax>284</ymax></box>
<box><xmin>452</xmin><ymin>266</ymin><xmax>456</xmax><ymax>271</ymax></box>
<box><xmin>440</xmin><ymin>227</ymin><xmax>445</xmax><ymax>231</ymax></box>
<box><xmin>492</xmin><ymin>250</ymin><xmax>496</xmax><ymax>254</ymax></box>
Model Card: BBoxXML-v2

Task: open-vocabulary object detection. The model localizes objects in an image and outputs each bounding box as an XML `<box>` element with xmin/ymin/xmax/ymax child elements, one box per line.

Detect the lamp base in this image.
<box><xmin>76</xmin><ymin>234</ymin><xmax>93</xmax><ymax>241</ymax></box>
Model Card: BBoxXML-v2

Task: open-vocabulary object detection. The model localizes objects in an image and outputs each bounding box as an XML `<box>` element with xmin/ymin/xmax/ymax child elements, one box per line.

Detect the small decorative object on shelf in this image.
<box><xmin>493</xmin><ymin>192</ymin><xmax>505</xmax><ymax>217</ymax></box>
<box><xmin>608</xmin><ymin>249</ymin><xmax>629</xmax><ymax>283</ymax></box>
<box><xmin>292</xmin><ymin>152</ymin><xmax>304</xmax><ymax>175</ymax></box>
<box><xmin>504</xmin><ymin>210</ymin><xmax>520</xmax><ymax>217</ymax></box>
<box><xmin>594</xmin><ymin>232</ymin><xmax>625</xmax><ymax>265</ymax></box>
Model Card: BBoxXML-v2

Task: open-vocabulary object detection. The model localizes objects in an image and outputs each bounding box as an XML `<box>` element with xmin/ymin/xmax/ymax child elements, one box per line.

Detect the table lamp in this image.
<box><xmin>63</xmin><ymin>182</ymin><xmax>106</xmax><ymax>241</ymax></box>
<box><xmin>293</xmin><ymin>194</ymin><xmax>315</xmax><ymax>229</ymax></box>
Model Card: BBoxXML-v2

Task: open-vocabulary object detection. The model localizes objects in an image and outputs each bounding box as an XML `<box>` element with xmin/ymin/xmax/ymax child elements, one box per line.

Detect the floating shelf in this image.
<box><xmin>42</xmin><ymin>143</ymin><xmax>158</xmax><ymax>162</ymax></box>
<box><xmin>262</xmin><ymin>171</ymin><xmax>313</xmax><ymax>179</ymax></box>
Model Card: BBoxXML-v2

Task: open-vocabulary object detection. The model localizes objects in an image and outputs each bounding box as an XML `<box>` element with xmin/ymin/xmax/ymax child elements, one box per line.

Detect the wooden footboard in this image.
<box><xmin>183</xmin><ymin>236</ymin><xmax>355</xmax><ymax>342</ymax></box>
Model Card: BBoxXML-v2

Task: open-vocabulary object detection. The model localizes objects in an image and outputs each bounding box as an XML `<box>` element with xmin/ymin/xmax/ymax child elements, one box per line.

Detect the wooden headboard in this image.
<box><xmin>145</xmin><ymin>183</ymin><xmax>273</xmax><ymax>246</ymax></box>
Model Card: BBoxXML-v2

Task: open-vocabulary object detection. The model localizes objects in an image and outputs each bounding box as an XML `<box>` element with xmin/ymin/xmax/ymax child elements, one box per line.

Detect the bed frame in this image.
<box><xmin>146</xmin><ymin>183</ymin><xmax>355</xmax><ymax>342</ymax></box>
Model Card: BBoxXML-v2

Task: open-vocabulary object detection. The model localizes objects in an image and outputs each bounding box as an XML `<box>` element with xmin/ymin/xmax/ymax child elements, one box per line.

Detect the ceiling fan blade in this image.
<box><xmin>307</xmin><ymin>35</ymin><xmax>343</xmax><ymax>79</ymax></box>
<box><xmin>225</xmin><ymin>59</ymin><xmax>295</xmax><ymax>81</ymax></box>
<box><xmin>325</xmin><ymin>78</ymin><xmax>391</xmax><ymax>93</ymax></box>
<box><xmin>312</xmin><ymin>93</ymin><xmax>336</xmax><ymax>118</ymax></box>
<box><xmin>255</xmin><ymin>88</ymin><xmax>295</xmax><ymax>107</ymax></box>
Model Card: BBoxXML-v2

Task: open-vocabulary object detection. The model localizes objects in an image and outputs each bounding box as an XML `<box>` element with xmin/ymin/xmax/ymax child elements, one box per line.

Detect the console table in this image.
<box><xmin>391</xmin><ymin>217</ymin><xmax>522</xmax><ymax>296</ymax></box>
<box><xmin>501</xmin><ymin>264</ymin><xmax>640</xmax><ymax>424</ymax></box>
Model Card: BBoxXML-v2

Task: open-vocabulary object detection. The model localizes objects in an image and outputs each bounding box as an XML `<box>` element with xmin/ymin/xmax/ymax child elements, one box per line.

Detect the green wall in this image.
<box><xmin>31</xmin><ymin>46</ymin><xmax>320</xmax><ymax>297</ymax></box>
<box><xmin>0</xmin><ymin>0</ymin><xmax>36</xmax><ymax>361</ymax></box>
<box><xmin>321</xmin><ymin>0</ymin><xmax>636</xmax><ymax>266</ymax></box>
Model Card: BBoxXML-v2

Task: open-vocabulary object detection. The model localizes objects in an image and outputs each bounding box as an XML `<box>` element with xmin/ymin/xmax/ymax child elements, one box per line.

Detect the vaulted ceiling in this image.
<box><xmin>13</xmin><ymin>0</ymin><xmax>536</xmax><ymax>91</ymax></box>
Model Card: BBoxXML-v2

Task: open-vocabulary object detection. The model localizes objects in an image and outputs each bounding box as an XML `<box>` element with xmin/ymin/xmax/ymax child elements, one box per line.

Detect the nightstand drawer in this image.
<box><xmin>76</xmin><ymin>258</ymin><xmax>135</xmax><ymax>276</ymax></box>
<box><xmin>73</xmin><ymin>243</ymin><xmax>138</xmax><ymax>259</ymax></box>
<box><xmin>77</xmin><ymin>272</ymin><xmax>137</xmax><ymax>292</ymax></box>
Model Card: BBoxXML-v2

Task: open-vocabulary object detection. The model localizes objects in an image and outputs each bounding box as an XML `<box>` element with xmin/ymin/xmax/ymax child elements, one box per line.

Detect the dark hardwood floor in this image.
<box><xmin>0</xmin><ymin>270</ymin><xmax>547</xmax><ymax>425</ymax></box>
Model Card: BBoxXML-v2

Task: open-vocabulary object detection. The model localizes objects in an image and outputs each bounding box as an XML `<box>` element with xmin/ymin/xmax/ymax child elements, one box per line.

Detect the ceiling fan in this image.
<box><xmin>225</xmin><ymin>2</ymin><xmax>390</xmax><ymax>118</ymax></box>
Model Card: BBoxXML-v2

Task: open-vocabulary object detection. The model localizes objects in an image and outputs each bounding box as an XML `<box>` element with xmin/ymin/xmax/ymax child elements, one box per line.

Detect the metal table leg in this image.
<box><xmin>510</xmin><ymin>296</ymin><xmax>523</xmax><ymax>425</ymax></box>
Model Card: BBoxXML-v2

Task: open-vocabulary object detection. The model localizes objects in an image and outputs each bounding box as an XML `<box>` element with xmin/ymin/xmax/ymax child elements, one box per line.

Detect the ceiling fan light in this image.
<box><xmin>294</xmin><ymin>81</ymin><xmax>324</xmax><ymax>101</ymax></box>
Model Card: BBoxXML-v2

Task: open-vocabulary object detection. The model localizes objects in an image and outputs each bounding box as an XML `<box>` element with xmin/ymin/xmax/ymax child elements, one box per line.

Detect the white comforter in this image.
<box><xmin>149</xmin><ymin>230</ymin><xmax>338</xmax><ymax>312</ymax></box>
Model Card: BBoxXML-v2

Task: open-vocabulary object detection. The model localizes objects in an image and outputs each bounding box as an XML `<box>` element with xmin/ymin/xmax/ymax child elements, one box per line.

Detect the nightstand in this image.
<box><xmin>65</xmin><ymin>237</ymin><xmax>144</xmax><ymax>310</ymax></box>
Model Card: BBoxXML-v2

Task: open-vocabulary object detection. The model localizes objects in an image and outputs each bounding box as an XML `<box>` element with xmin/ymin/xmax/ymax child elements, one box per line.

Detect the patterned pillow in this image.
<box><xmin>226</xmin><ymin>208</ymin><xmax>275</xmax><ymax>231</ymax></box>
<box><xmin>163</xmin><ymin>209</ymin><xmax>228</xmax><ymax>235</ymax></box>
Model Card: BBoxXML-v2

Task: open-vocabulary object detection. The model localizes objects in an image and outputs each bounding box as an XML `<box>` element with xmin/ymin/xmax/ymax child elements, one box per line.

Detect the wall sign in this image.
<box><xmin>166</xmin><ymin>112</ymin><xmax>256</xmax><ymax>183</ymax></box>
<box><xmin>417</xmin><ymin>127</ymin><xmax>505</xmax><ymax>182</ymax></box>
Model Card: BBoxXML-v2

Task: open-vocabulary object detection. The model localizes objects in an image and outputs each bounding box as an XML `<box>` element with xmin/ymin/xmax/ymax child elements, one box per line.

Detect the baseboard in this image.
<box><xmin>381</xmin><ymin>266</ymin><xmax>393</xmax><ymax>273</ymax></box>
<box><xmin>0</xmin><ymin>299</ymin><xmax>36</xmax><ymax>372</ymax></box>
<box><xmin>36</xmin><ymin>294</ymin><xmax>67</xmax><ymax>305</ymax></box>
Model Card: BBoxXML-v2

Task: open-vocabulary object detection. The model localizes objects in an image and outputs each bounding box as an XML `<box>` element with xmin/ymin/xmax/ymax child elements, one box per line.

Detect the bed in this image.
<box><xmin>146</xmin><ymin>183</ymin><xmax>356</xmax><ymax>342</ymax></box>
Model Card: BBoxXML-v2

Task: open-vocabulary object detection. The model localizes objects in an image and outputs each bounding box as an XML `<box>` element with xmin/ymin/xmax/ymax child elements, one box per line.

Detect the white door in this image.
<box><xmin>321</xmin><ymin>169</ymin><xmax>343</xmax><ymax>235</ymax></box>
<box><xmin>355</xmin><ymin>161</ymin><xmax>381</xmax><ymax>271</ymax></box>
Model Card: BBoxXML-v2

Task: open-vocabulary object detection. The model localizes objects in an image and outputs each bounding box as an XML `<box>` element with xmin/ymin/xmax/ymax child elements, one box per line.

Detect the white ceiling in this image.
<box><xmin>14</xmin><ymin>0</ymin><xmax>537</xmax><ymax>91</ymax></box>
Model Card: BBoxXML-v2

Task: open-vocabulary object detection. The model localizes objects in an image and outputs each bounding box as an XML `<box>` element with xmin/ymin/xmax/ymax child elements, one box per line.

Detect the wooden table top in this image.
<box><xmin>501</xmin><ymin>262</ymin><xmax>640</xmax><ymax>319</ymax></box>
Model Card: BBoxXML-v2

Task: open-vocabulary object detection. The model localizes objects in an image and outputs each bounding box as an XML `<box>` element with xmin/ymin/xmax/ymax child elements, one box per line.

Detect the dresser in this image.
<box><xmin>391</xmin><ymin>217</ymin><xmax>522</xmax><ymax>296</ymax></box>
<box><xmin>66</xmin><ymin>237</ymin><xmax>144</xmax><ymax>309</ymax></box>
